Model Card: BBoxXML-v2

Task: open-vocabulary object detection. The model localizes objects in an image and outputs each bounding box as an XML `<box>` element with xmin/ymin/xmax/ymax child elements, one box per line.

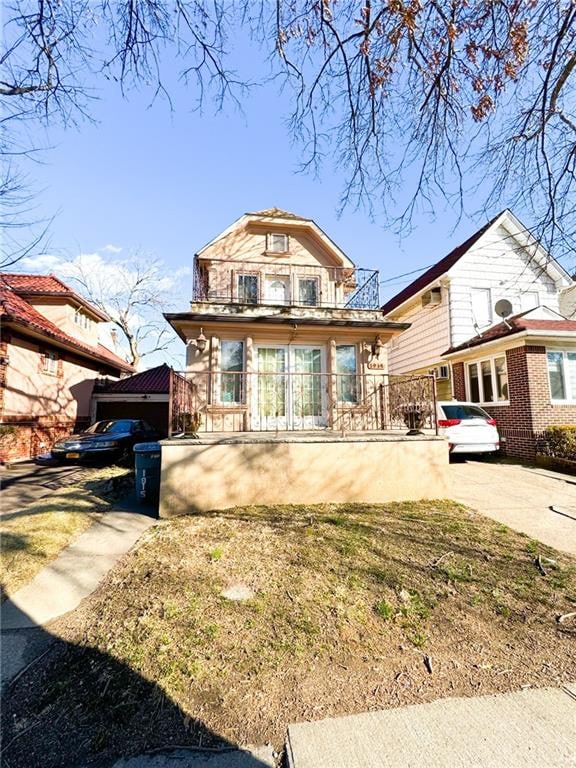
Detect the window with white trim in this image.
<box><xmin>471</xmin><ymin>288</ymin><xmax>492</xmax><ymax>328</ymax></box>
<box><xmin>547</xmin><ymin>350</ymin><xmax>576</xmax><ymax>401</ymax></box>
<box><xmin>43</xmin><ymin>351</ymin><xmax>58</xmax><ymax>375</ymax></box>
<box><xmin>74</xmin><ymin>309</ymin><xmax>92</xmax><ymax>330</ymax></box>
<box><xmin>466</xmin><ymin>355</ymin><xmax>508</xmax><ymax>403</ymax></box>
<box><xmin>266</xmin><ymin>233</ymin><xmax>289</xmax><ymax>253</ymax></box>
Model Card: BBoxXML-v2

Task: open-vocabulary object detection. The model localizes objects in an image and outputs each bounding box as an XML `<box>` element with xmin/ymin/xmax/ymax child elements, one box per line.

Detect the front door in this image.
<box><xmin>253</xmin><ymin>345</ymin><xmax>326</xmax><ymax>430</ymax></box>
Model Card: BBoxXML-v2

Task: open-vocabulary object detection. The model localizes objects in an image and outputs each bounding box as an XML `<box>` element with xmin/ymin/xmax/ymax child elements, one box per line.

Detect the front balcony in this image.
<box><xmin>193</xmin><ymin>258</ymin><xmax>380</xmax><ymax>311</ymax></box>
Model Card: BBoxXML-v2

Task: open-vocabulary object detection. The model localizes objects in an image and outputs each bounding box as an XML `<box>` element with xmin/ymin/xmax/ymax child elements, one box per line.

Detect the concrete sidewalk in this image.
<box><xmin>286</xmin><ymin>684</ymin><xmax>576</xmax><ymax>768</ymax></box>
<box><xmin>1</xmin><ymin>510</ymin><xmax>155</xmax><ymax>685</ymax></box>
<box><xmin>449</xmin><ymin>460</ymin><xmax>576</xmax><ymax>555</ymax></box>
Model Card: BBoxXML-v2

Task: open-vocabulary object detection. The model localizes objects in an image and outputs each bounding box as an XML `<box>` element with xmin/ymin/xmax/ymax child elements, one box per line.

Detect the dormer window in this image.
<box><xmin>267</xmin><ymin>233</ymin><xmax>289</xmax><ymax>254</ymax></box>
<box><xmin>74</xmin><ymin>309</ymin><xmax>92</xmax><ymax>330</ymax></box>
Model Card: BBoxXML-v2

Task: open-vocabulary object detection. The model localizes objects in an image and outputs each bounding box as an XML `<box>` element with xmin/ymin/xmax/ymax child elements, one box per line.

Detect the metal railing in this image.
<box><xmin>169</xmin><ymin>371</ymin><xmax>437</xmax><ymax>436</ymax></box>
<box><xmin>193</xmin><ymin>258</ymin><xmax>380</xmax><ymax>310</ymax></box>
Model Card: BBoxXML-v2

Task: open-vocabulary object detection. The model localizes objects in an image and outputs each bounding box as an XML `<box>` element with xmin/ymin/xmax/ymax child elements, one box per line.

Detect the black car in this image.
<box><xmin>51</xmin><ymin>419</ymin><xmax>160</xmax><ymax>464</ymax></box>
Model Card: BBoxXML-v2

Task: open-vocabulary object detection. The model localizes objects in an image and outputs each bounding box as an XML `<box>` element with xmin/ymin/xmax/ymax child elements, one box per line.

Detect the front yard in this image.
<box><xmin>3</xmin><ymin>499</ymin><xmax>575</xmax><ymax>767</ymax></box>
<box><xmin>0</xmin><ymin>467</ymin><xmax>134</xmax><ymax>600</ymax></box>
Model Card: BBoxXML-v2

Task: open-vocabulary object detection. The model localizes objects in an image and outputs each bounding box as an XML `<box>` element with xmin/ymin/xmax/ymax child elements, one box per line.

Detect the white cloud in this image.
<box><xmin>101</xmin><ymin>244</ymin><xmax>123</xmax><ymax>254</ymax></box>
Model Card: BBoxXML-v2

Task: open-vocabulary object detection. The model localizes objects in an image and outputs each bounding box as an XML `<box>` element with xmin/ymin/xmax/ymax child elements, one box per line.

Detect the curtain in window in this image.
<box><xmin>293</xmin><ymin>348</ymin><xmax>322</xmax><ymax>417</ymax></box>
<box><xmin>257</xmin><ymin>348</ymin><xmax>286</xmax><ymax>417</ymax></box>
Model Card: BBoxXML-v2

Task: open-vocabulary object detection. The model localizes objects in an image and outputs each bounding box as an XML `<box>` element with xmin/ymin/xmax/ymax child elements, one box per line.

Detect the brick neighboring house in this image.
<box><xmin>380</xmin><ymin>209</ymin><xmax>576</xmax><ymax>460</ymax></box>
<box><xmin>443</xmin><ymin>308</ymin><xmax>576</xmax><ymax>460</ymax></box>
<box><xmin>0</xmin><ymin>273</ymin><xmax>134</xmax><ymax>462</ymax></box>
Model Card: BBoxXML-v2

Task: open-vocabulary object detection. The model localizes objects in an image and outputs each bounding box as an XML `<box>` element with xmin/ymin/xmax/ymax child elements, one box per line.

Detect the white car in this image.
<box><xmin>437</xmin><ymin>401</ymin><xmax>500</xmax><ymax>455</ymax></box>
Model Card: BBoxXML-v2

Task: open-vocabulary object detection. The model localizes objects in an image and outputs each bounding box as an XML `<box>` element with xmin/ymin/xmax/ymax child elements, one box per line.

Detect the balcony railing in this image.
<box><xmin>168</xmin><ymin>371</ymin><xmax>437</xmax><ymax>436</ymax></box>
<box><xmin>193</xmin><ymin>258</ymin><xmax>380</xmax><ymax>310</ymax></box>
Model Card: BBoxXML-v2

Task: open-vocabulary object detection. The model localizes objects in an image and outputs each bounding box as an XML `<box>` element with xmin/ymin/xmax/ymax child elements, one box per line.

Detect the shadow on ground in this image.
<box><xmin>1</xmin><ymin>598</ymin><xmax>272</xmax><ymax>768</ymax></box>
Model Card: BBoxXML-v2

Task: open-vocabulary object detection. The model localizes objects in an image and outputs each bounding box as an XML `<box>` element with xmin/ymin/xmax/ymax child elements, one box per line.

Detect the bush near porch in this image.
<box><xmin>4</xmin><ymin>500</ymin><xmax>576</xmax><ymax>768</ymax></box>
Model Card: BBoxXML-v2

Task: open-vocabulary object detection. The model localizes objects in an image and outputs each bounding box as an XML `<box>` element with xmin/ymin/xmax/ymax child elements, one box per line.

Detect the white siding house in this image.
<box><xmin>382</xmin><ymin>210</ymin><xmax>573</xmax><ymax>399</ymax></box>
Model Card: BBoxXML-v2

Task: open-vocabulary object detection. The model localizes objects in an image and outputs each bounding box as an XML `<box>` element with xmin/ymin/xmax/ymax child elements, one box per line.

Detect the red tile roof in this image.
<box><xmin>380</xmin><ymin>213</ymin><xmax>504</xmax><ymax>315</ymax></box>
<box><xmin>0</xmin><ymin>273</ymin><xmax>109</xmax><ymax>321</ymax></box>
<box><xmin>0</xmin><ymin>284</ymin><xmax>134</xmax><ymax>373</ymax></box>
<box><xmin>444</xmin><ymin>314</ymin><xmax>576</xmax><ymax>355</ymax></box>
<box><xmin>102</xmin><ymin>364</ymin><xmax>172</xmax><ymax>393</ymax></box>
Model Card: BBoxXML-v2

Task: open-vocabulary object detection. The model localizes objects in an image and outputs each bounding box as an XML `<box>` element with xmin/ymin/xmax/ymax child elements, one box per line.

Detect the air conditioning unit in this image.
<box><xmin>422</xmin><ymin>287</ymin><xmax>442</xmax><ymax>307</ymax></box>
<box><xmin>436</xmin><ymin>365</ymin><xmax>450</xmax><ymax>380</ymax></box>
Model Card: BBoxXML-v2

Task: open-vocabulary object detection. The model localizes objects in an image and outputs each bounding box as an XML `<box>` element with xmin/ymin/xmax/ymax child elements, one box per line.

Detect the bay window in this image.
<box><xmin>467</xmin><ymin>355</ymin><xmax>508</xmax><ymax>403</ymax></box>
<box><xmin>547</xmin><ymin>350</ymin><xmax>576</xmax><ymax>401</ymax></box>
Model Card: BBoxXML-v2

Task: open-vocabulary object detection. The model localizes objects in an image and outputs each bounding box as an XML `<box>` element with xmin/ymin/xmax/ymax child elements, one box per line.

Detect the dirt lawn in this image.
<box><xmin>3</xmin><ymin>500</ymin><xmax>576</xmax><ymax>767</ymax></box>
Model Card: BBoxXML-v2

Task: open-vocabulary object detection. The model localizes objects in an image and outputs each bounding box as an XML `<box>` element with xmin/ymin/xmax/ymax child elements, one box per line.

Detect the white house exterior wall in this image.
<box><xmin>448</xmin><ymin>224</ymin><xmax>561</xmax><ymax>347</ymax></box>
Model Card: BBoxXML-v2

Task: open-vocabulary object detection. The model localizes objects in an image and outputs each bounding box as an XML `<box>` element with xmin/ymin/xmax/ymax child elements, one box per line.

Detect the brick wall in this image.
<box><xmin>468</xmin><ymin>344</ymin><xmax>576</xmax><ymax>461</ymax></box>
<box><xmin>0</xmin><ymin>416</ymin><xmax>90</xmax><ymax>464</ymax></box>
<box><xmin>452</xmin><ymin>362</ymin><xmax>466</xmax><ymax>400</ymax></box>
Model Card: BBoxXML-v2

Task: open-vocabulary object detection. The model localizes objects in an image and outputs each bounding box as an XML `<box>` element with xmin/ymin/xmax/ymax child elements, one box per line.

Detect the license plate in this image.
<box><xmin>66</xmin><ymin>452</ymin><xmax>81</xmax><ymax>459</ymax></box>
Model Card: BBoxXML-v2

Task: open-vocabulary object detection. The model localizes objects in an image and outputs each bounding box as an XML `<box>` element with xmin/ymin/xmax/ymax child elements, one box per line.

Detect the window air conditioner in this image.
<box><xmin>436</xmin><ymin>365</ymin><xmax>450</xmax><ymax>380</ymax></box>
<box><xmin>422</xmin><ymin>288</ymin><xmax>442</xmax><ymax>307</ymax></box>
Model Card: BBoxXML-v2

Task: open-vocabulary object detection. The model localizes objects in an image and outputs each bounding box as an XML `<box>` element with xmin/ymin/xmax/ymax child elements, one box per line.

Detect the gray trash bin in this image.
<box><xmin>134</xmin><ymin>442</ymin><xmax>161</xmax><ymax>509</ymax></box>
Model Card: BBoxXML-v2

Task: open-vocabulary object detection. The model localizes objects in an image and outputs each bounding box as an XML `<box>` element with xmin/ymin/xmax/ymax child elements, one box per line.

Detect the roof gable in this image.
<box><xmin>0</xmin><ymin>284</ymin><xmax>133</xmax><ymax>373</ymax></box>
<box><xmin>380</xmin><ymin>210</ymin><xmax>572</xmax><ymax>316</ymax></box>
<box><xmin>196</xmin><ymin>210</ymin><xmax>355</xmax><ymax>269</ymax></box>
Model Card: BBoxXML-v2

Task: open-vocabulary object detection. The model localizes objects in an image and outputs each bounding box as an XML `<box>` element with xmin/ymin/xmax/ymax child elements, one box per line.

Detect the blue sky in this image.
<box><xmin>14</xmin><ymin>30</ymin><xmax>534</xmax><ymax>367</ymax></box>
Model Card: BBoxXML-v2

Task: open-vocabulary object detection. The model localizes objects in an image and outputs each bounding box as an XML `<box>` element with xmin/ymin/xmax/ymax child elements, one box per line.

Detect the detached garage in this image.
<box><xmin>91</xmin><ymin>364</ymin><xmax>173</xmax><ymax>436</ymax></box>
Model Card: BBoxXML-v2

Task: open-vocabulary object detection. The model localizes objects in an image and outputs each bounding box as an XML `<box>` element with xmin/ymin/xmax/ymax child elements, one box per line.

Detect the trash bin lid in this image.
<box><xmin>133</xmin><ymin>442</ymin><xmax>161</xmax><ymax>453</ymax></box>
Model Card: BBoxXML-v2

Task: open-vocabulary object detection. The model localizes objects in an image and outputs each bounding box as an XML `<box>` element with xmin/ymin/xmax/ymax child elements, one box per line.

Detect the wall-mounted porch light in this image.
<box><xmin>370</xmin><ymin>335</ymin><xmax>384</xmax><ymax>359</ymax></box>
<box><xmin>193</xmin><ymin>328</ymin><xmax>207</xmax><ymax>353</ymax></box>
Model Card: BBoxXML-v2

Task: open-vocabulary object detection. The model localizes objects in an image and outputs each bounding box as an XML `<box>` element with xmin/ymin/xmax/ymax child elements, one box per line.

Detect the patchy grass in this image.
<box><xmin>3</xmin><ymin>500</ymin><xmax>576</xmax><ymax>768</ymax></box>
<box><xmin>0</xmin><ymin>467</ymin><xmax>134</xmax><ymax>599</ymax></box>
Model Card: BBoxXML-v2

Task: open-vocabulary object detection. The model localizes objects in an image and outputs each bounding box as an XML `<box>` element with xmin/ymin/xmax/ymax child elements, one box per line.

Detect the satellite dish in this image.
<box><xmin>495</xmin><ymin>299</ymin><xmax>513</xmax><ymax>319</ymax></box>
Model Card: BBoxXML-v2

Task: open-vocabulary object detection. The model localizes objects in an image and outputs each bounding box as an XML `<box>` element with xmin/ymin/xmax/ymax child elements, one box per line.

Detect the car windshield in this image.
<box><xmin>441</xmin><ymin>405</ymin><xmax>491</xmax><ymax>420</ymax></box>
<box><xmin>85</xmin><ymin>420</ymin><xmax>134</xmax><ymax>434</ymax></box>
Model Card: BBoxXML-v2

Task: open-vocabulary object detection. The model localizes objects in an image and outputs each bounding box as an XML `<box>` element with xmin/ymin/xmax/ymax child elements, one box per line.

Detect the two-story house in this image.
<box><xmin>382</xmin><ymin>210</ymin><xmax>576</xmax><ymax>459</ymax></box>
<box><xmin>160</xmin><ymin>208</ymin><xmax>449</xmax><ymax>516</ymax></box>
<box><xmin>0</xmin><ymin>273</ymin><xmax>134</xmax><ymax>462</ymax></box>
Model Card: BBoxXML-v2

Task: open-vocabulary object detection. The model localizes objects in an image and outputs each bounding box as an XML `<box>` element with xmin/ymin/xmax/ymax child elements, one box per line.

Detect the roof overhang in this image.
<box><xmin>442</xmin><ymin>328</ymin><xmax>576</xmax><ymax>360</ymax></box>
<box><xmin>165</xmin><ymin>312</ymin><xmax>410</xmax><ymax>342</ymax></box>
<box><xmin>3</xmin><ymin>318</ymin><xmax>133</xmax><ymax>374</ymax></box>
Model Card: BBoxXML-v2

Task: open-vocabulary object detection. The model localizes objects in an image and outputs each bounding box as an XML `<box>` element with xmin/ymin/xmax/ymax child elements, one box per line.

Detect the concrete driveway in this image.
<box><xmin>449</xmin><ymin>459</ymin><xmax>576</xmax><ymax>555</ymax></box>
<box><xmin>0</xmin><ymin>461</ymin><xmax>90</xmax><ymax>515</ymax></box>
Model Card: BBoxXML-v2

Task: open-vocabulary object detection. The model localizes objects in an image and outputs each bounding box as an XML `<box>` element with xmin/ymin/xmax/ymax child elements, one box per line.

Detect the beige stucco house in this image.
<box><xmin>0</xmin><ymin>273</ymin><xmax>133</xmax><ymax>462</ymax></box>
<box><xmin>160</xmin><ymin>208</ymin><xmax>449</xmax><ymax>515</ymax></box>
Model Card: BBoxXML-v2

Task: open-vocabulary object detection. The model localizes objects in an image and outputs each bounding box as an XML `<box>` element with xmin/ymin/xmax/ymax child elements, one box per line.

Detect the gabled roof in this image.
<box><xmin>0</xmin><ymin>284</ymin><xmax>133</xmax><ymax>374</ymax></box>
<box><xmin>380</xmin><ymin>209</ymin><xmax>572</xmax><ymax>316</ymax></box>
<box><xmin>0</xmin><ymin>273</ymin><xmax>109</xmax><ymax>321</ymax></box>
<box><xmin>380</xmin><ymin>213</ymin><xmax>503</xmax><ymax>315</ymax></box>
<box><xmin>101</xmin><ymin>364</ymin><xmax>171</xmax><ymax>393</ymax></box>
<box><xmin>196</xmin><ymin>209</ymin><xmax>356</xmax><ymax>269</ymax></box>
<box><xmin>443</xmin><ymin>308</ymin><xmax>576</xmax><ymax>356</ymax></box>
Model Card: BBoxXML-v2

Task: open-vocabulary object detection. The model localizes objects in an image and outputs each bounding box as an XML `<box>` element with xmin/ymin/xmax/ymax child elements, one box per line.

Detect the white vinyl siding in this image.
<box><xmin>448</xmin><ymin>223</ymin><xmax>561</xmax><ymax>347</ymax></box>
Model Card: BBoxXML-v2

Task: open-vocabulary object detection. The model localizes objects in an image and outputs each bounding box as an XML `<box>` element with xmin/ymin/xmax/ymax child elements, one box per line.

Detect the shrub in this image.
<box><xmin>538</xmin><ymin>425</ymin><xmax>576</xmax><ymax>461</ymax></box>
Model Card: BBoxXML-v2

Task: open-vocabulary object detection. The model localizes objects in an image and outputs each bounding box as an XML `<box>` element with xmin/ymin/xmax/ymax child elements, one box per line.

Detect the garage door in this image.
<box><xmin>95</xmin><ymin>401</ymin><xmax>169</xmax><ymax>437</ymax></box>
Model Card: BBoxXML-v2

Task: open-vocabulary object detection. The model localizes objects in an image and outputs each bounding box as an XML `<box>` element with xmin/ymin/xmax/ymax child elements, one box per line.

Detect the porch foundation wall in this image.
<box><xmin>159</xmin><ymin>435</ymin><xmax>450</xmax><ymax>517</ymax></box>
